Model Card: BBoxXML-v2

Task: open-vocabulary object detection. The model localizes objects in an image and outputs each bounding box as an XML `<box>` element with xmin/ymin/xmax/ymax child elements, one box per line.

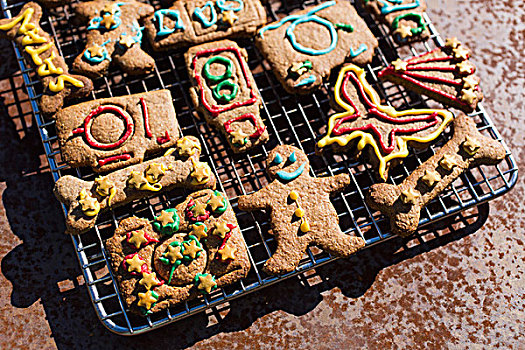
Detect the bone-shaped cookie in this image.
<box><xmin>367</xmin><ymin>114</ymin><xmax>506</xmax><ymax>237</ymax></box>
<box><xmin>54</xmin><ymin>136</ymin><xmax>217</xmax><ymax>235</ymax></box>
<box><xmin>0</xmin><ymin>2</ymin><xmax>93</xmax><ymax>115</ymax></box>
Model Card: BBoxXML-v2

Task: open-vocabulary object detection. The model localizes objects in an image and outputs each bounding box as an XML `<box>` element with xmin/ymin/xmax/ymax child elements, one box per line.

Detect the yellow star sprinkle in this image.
<box><xmin>221</xmin><ymin>10</ymin><xmax>238</xmax><ymax>26</ymax></box>
<box><xmin>230</xmin><ymin>129</ymin><xmax>248</xmax><ymax>146</ymax></box>
<box><xmin>462</xmin><ymin>75</ymin><xmax>479</xmax><ymax>90</ymax></box>
<box><xmin>196</xmin><ymin>274</ymin><xmax>217</xmax><ymax>294</ymax></box>
<box><xmin>462</xmin><ymin>136</ymin><xmax>481</xmax><ymax>156</ymax></box>
<box><xmin>400</xmin><ymin>188</ymin><xmax>420</xmax><ymax>204</ymax></box>
<box><xmin>137</xmin><ymin>290</ymin><xmax>158</xmax><ymax>310</ymax></box>
<box><xmin>103</xmin><ymin>3</ymin><xmax>119</xmax><ymax>14</ymax></box>
<box><xmin>440</xmin><ymin>154</ymin><xmax>458</xmax><ymax>171</ymax></box>
<box><xmin>445</xmin><ymin>37</ymin><xmax>461</xmax><ymax>49</ymax></box>
<box><xmin>176</xmin><ymin>137</ymin><xmax>200</xmax><ymax>157</ymax></box>
<box><xmin>218</xmin><ymin>244</ymin><xmax>236</xmax><ymax>261</ymax></box>
<box><xmin>127</xmin><ymin>171</ymin><xmax>148</xmax><ymax>189</ymax></box>
<box><xmin>94</xmin><ymin>176</ymin><xmax>114</xmax><ymax>197</ymax></box>
<box><xmin>87</xmin><ymin>44</ymin><xmax>105</xmax><ymax>58</ymax></box>
<box><xmin>208</xmin><ymin>192</ymin><xmax>226</xmax><ymax>211</ymax></box>
<box><xmin>452</xmin><ymin>46</ymin><xmax>469</xmax><ymax>60</ymax></box>
<box><xmin>191</xmin><ymin>202</ymin><xmax>208</xmax><ymax>217</ymax></box>
<box><xmin>421</xmin><ymin>169</ymin><xmax>441</xmax><ymax>187</ymax></box>
<box><xmin>164</xmin><ymin>244</ymin><xmax>183</xmax><ymax>263</ymax></box>
<box><xmin>460</xmin><ymin>88</ymin><xmax>478</xmax><ymax>105</ymax></box>
<box><xmin>394</xmin><ymin>24</ymin><xmax>413</xmax><ymax>39</ymax></box>
<box><xmin>125</xmin><ymin>254</ymin><xmax>145</xmax><ymax>273</ymax></box>
<box><xmin>191</xmin><ymin>161</ymin><xmax>211</xmax><ymax>184</ymax></box>
<box><xmin>128</xmin><ymin>230</ymin><xmax>148</xmax><ymax>249</ymax></box>
<box><xmin>145</xmin><ymin>163</ymin><xmax>166</xmax><ymax>183</ymax></box>
<box><xmin>138</xmin><ymin>272</ymin><xmax>160</xmax><ymax>290</ymax></box>
<box><xmin>190</xmin><ymin>224</ymin><xmax>208</xmax><ymax>240</ymax></box>
<box><xmin>156</xmin><ymin>210</ymin><xmax>175</xmax><ymax>226</ymax></box>
<box><xmin>456</xmin><ymin>61</ymin><xmax>474</xmax><ymax>75</ymax></box>
<box><xmin>78</xmin><ymin>189</ymin><xmax>100</xmax><ymax>216</ymax></box>
<box><xmin>290</xmin><ymin>61</ymin><xmax>309</xmax><ymax>76</ymax></box>
<box><xmin>213</xmin><ymin>221</ymin><xmax>231</xmax><ymax>238</ymax></box>
<box><xmin>391</xmin><ymin>58</ymin><xmax>408</xmax><ymax>72</ymax></box>
<box><xmin>119</xmin><ymin>34</ymin><xmax>136</xmax><ymax>49</ymax></box>
<box><xmin>100</xmin><ymin>14</ymin><xmax>117</xmax><ymax>30</ymax></box>
<box><xmin>183</xmin><ymin>240</ymin><xmax>203</xmax><ymax>259</ymax></box>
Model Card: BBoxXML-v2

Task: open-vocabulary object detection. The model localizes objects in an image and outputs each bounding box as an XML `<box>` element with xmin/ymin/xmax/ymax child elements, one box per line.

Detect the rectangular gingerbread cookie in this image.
<box><xmin>186</xmin><ymin>39</ymin><xmax>268</xmax><ymax>152</ymax></box>
<box><xmin>0</xmin><ymin>2</ymin><xmax>93</xmax><ymax>116</ymax></box>
<box><xmin>105</xmin><ymin>189</ymin><xmax>250</xmax><ymax>315</ymax></box>
<box><xmin>144</xmin><ymin>0</ymin><xmax>267</xmax><ymax>51</ymax></box>
<box><xmin>55</xmin><ymin>90</ymin><xmax>180</xmax><ymax>173</ymax></box>
<box><xmin>255</xmin><ymin>0</ymin><xmax>378</xmax><ymax>94</ymax></box>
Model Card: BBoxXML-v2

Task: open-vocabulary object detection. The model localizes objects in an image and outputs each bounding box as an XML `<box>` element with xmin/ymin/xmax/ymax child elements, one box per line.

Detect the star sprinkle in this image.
<box><xmin>456</xmin><ymin>61</ymin><xmax>474</xmax><ymax>75</ymax></box>
<box><xmin>460</xmin><ymin>88</ymin><xmax>478</xmax><ymax>105</ymax></box>
<box><xmin>119</xmin><ymin>34</ymin><xmax>136</xmax><ymax>49</ymax></box>
<box><xmin>145</xmin><ymin>163</ymin><xmax>166</xmax><ymax>183</ymax></box>
<box><xmin>191</xmin><ymin>162</ymin><xmax>211</xmax><ymax>184</ymax></box>
<box><xmin>128</xmin><ymin>230</ymin><xmax>148</xmax><ymax>249</ymax></box>
<box><xmin>462</xmin><ymin>75</ymin><xmax>479</xmax><ymax>90</ymax></box>
<box><xmin>400</xmin><ymin>188</ymin><xmax>420</xmax><ymax>204</ymax></box>
<box><xmin>394</xmin><ymin>24</ymin><xmax>413</xmax><ymax>39</ymax></box>
<box><xmin>290</xmin><ymin>61</ymin><xmax>310</xmax><ymax>76</ymax></box>
<box><xmin>156</xmin><ymin>210</ymin><xmax>175</xmax><ymax>226</ymax></box>
<box><xmin>125</xmin><ymin>254</ymin><xmax>145</xmax><ymax>273</ymax></box>
<box><xmin>78</xmin><ymin>189</ymin><xmax>100</xmax><ymax>216</ymax></box>
<box><xmin>195</xmin><ymin>274</ymin><xmax>217</xmax><ymax>294</ymax></box>
<box><xmin>221</xmin><ymin>10</ymin><xmax>238</xmax><ymax>26</ymax></box>
<box><xmin>100</xmin><ymin>14</ymin><xmax>117</xmax><ymax>30</ymax></box>
<box><xmin>137</xmin><ymin>290</ymin><xmax>158</xmax><ymax>310</ymax></box>
<box><xmin>452</xmin><ymin>46</ymin><xmax>469</xmax><ymax>61</ymax></box>
<box><xmin>462</xmin><ymin>135</ymin><xmax>481</xmax><ymax>156</ymax></box>
<box><xmin>230</xmin><ymin>129</ymin><xmax>248</xmax><ymax>146</ymax></box>
<box><xmin>190</xmin><ymin>224</ymin><xmax>208</xmax><ymax>241</ymax></box>
<box><xmin>128</xmin><ymin>171</ymin><xmax>148</xmax><ymax>189</ymax></box>
<box><xmin>218</xmin><ymin>244</ymin><xmax>236</xmax><ymax>261</ymax></box>
<box><xmin>183</xmin><ymin>240</ymin><xmax>203</xmax><ymax>259</ymax></box>
<box><xmin>421</xmin><ymin>169</ymin><xmax>441</xmax><ymax>187</ymax></box>
<box><xmin>191</xmin><ymin>202</ymin><xmax>208</xmax><ymax>217</ymax></box>
<box><xmin>87</xmin><ymin>45</ymin><xmax>105</xmax><ymax>58</ymax></box>
<box><xmin>440</xmin><ymin>154</ymin><xmax>458</xmax><ymax>171</ymax></box>
<box><xmin>103</xmin><ymin>3</ymin><xmax>119</xmax><ymax>15</ymax></box>
<box><xmin>177</xmin><ymin>137</ymin><xmax>200</xmax><ymax>157</ymax></box>
<box><xmin>164</xmin><ymin>244</ymin><xmax>183</xmax><ymax>263</ymax></box>
<box><xmin>94</xmin><ymin>176</ymin><xmax>114</xmax><ymax>196</ymax></box>
<box><xmin>445</xmin><ymin>37</ymin><xmax>461</xmax><ymax>49</ymax></box>
<box><xmin>391</xmin><ymin>58</ymin><xmax>408</xmax><ymax>72</ymax></box>
<box><xmin>213</xmin><ymin>221</ymin><xmax>231</xmax><ymax>238</ymax></box>
<box><xmin>139</xmin><ymin>272</ymin><xmax>161</xmax><ymax>290</ymax></box>
<box><xmin>208</xmin><ymin>192</ymin><xmax>226</xmax><ymax>212</ymax></box>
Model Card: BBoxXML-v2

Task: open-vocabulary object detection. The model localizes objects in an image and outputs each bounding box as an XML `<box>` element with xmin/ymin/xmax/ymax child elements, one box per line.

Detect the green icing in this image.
<box><xmin>153</xmin><ymin>208</ymin><xmax>180</xmax><ymax>235</ymax></box>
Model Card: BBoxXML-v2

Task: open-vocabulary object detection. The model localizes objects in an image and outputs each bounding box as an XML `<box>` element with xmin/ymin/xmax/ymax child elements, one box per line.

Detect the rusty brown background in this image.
<box><xmin>0</xmin><ymin>0</ymin><xmax>523</xmax><ymax>349</ymax></box>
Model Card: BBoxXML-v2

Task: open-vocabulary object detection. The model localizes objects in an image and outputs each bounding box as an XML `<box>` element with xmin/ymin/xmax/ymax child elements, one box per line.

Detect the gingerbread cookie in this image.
<box><xmin>360</xmin><ymin>0</ymin><xmax>430</xmax><ymax>45</ymax></box>
<box><xmin>37</xmin><ymin>0</ymin><xmax>71</xmax><ymax>9</ymax></box>
<box><xmin>72</xmin><ymin>0</ymin><xmax>155</xmax><ymax>77</ymax></box>
<box><xmin>143</xmin><ymin>0</ymin><xmax>267</xmax><ymax>51</ymax></box>
<box><xmin>378</xmin><ymin>38</ymin><xmax>483</xmax><ymax>113</ymax></box>
<box><xmin>367</xmin><ymin>114</ymin><xmax>506</xmax><ymax>237</ymax></box>
<box><xmin>105</xmin><ymin>189</ymin><xmax>250</xmax><ymax>315</ymax></box>
<box><xmin>54</xmin><ymin>136</ymin><xmax>217</xmax><ymax>235</ymax></box>
<box><xmin>237</xmin><ymin>145</ymin><xmax>365</xmax><ymax>275</ymax></box>
<box><xmin>255</xmin><ymin>0</ymin><xmax>378</xmax><ymax>94</ymax></box>
<box><xmin>55</xmin><ymin>90</ymin><xmax>180</xmax><ymax>172</ymax></box>
<box><xmin>186</xmin><ymin>40</ymin><xmax>268</xmax><ymax>152</ymax></box>
<box><xmin>0</xmin><ymin>2</ymin><xmax>93</xmax><ymax>116</ymax></box>
<box><xmin>317</xmin><ymin>64</ymin><xmax>454</xmax><ymax>181</ymax></box>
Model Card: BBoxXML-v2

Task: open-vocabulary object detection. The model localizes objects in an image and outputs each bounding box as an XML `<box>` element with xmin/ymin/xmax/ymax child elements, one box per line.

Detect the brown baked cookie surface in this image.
<box><xmin>255</xmin><ymin>0</ymin><xmax>378</xmax><ymax>94</ymax></box>
<box><xmin>54</xmin><ymin>136</ymin><xmax>217</xmax><ymax>235</ymax></box>
<box><xmin>237</xmin><ymin>145</ymin><xmax>365</xmax><ymax>275</ymax></box>
<box><xmin>105</xmin><ymin>189</ymin><xmax>250</xmax><ymax>315</ymax></box>
<box><xmin>186</xmin><ymin>40</ymin><xmax>268</xmax><ymax>152</ymax></box>
<box><xmin>0</xmin><ymin>2</ymin><xmax>93</xmax><ymax>116</ymax></box>
<box><xmin>72</xmin><ymin>0</ymin><xmax>155</xmax><ymax>77</ymax></box>
<box><xmin>378</xmin><ymin>38</ymin><xmax>483</xmax><ymax>113</ymax></box>
<box><xmin>360</xmin><ymin>0</ymin><xmax>430</xmax><ymax>45</ymax></box>
<box><xmin>144</xmin><ymin>0</ymin><xmax>267</xmax><ymax>51</ymax></box>
<box><xmin>55</xmin><ymin>89</ymin><xmax>180</xmax><ymax>173</ymax></box>
<box><xmin>37</xmin><ymin>0</ymin><xmax>71</xmax><ymax>9</ymax></box>
<box><xmin>367</xmin><ymin>114</ymin><xmax>506</xmax><ymax>237</ymax></box>
<box><xmin>317</xmin><ymin>64</ymin><xmax>454</xmax><ymax>181</ymax></box>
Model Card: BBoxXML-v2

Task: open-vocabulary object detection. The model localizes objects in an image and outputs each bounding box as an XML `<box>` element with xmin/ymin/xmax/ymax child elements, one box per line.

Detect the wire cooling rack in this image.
<box><xmin>1</xmin><ymin>0</ymin><xmax>518</xmax><ymax>336</ymax></box>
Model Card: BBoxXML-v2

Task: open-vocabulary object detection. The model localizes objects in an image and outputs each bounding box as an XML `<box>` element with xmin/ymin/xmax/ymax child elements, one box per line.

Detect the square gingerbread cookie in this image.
<box><xmin>105</xmin><ymin>189</ymin><xmax>250</xmax><ymax>315</ymax></box>
<box><xmin>255</xmin><ymin>0</ymin><xmax>378</xmax><ymax>94</ymax></box>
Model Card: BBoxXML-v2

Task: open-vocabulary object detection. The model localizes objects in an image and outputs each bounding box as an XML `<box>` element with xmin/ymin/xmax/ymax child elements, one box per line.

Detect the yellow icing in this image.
<box><xmin>25</xmin><ymin>42</ymin><xmax>52</xmax><ymax>66</ymax></box>
<box><xmin>317</xmin><ymin>65</ymin><xmax>454</xmax><ymax>181</ymax></box>
<box><xmin>21</xmin><ymin>28</ymin><xmax>47</xmax><ymax>46</ymax></box>
<box><xmin>37</xmin><ymin>52</ymin><xmax>64</xmax><ymax>76</ymax></box>
<box><xmin>48</xmin><ymin>75</ymin><xmax>85</xmax><ymax>92</ymax></box>
<box><xmin>0</xmin><ymin>7</ymin><xmax>36</xmax><ymax>33</ymax></box>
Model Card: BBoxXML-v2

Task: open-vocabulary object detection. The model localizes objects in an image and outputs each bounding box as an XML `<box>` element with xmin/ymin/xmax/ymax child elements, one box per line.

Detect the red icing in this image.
<box><xmin>140</xmin><ymin>97</ymin><xmax>152</xmax><ymax>138</ymax></box>
<box><xmin>218</xmin><ymin>224</ymin><xmax>236</xmax><ymax>251</ymax></box>
<box><xmin>335</xmin><ymin>71</ymin><xmax>441</xmax><ymax>154</ymax></box>
<box><xmin>125</xmin><ymin>230</ymin><xmax>160</xmax><ymax>249</ymax></box>
<box><xmin>157</xmin><ymin>130</ymin><xmax>171</xmax><ymax>144</ymax></box>
<box><xmin>73</xmin><ymin>105</ymin><xmax>134</xmax><ymax>150</ymax></box>
<box><xmin>223</xmin><ymin>113</ymin><xmax>266</xmax><ymax>140</ymax></box>
<box><xmin>98</xmin><ymin>153</ymin><xmax>132</xmax><ymax>166</ymax></box>
<box><xmin>192</xmin><ymin>47</ymin><xmax>258</xmax><ymax>117</ymax></box>
<box><xmin>122</xmin><ymin>253</ymin><xmax>149</xmax><ymax>276</ymax></box>
<box><xmin>185</xmin><ymin>198</ymin><xmax>210</xmax><ymax>222</ymax></box>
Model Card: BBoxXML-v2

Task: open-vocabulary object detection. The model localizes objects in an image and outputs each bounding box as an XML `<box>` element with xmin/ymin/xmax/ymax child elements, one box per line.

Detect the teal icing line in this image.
<box><xmin>288</xmin><ymin>151</ymin><xmax>297</xmax><ymax>163</ymax></box>
<box><xmin>378</xmin><ymin>0</ymin><xmax>420</xmax><ymax>15</ymax></box>
<box><xmin>155</xmin><ymin>9</ymin><xmax>185</xmax><ymax>37</ymax></box>
<box><xmin>194</xmin><ymin>1</ymin><xmax>217</xmax><ymax>28</ymax></box>
<box><xmin>83</xmin><ymin>39</ymin><xmax>112</xmax><ymax>64</ymax></box>
<box><xmin>216</xmin><ymin>0</ymin><xmax>244</xmax><ymax>12</ymax></box>
<box><xmin>276</xmin><ymin>162</ymin><xmax>306</xmax><ymax>181</ymax></box>
<box><xmin>286</xmin><ymin>15</ymin><xmax>337</xmax><ymax>56</ymax></box>
<box><xmin>295</xmin><ymin>74</ymin><xmax>316</xmax><ymax>87</ymax></box>
<box><xmin>273</xmin><ymin>152</ymin><xmax>283</xmax><ymax>164</ymax></box>
<box><xmin>349</xmin><ymin>43</ymin><xmax>368</xmax><ymax>57</ymax></box>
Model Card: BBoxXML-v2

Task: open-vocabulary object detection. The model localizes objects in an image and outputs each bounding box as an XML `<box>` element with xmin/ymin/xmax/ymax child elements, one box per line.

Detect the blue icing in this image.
<box><xmin>273</xmin><ymin>153</ymin><xmax>283</xmax><ymax>164</ymax></box>
<box><xmin>378</xmin><ymin>0</ymin><xmax>420</xmax><ymax>15</ymax></box>
<box><xmin>295</xmin><ymin>74</ymin><xmax>316</xmax><ymax>87</ymax></box>
<box><xmin>83</xmin><ymin>39</ymin><xmax>111</xmax><ymax>64</ymax></box>
<box><xmin>216</xmin><ymin>0</ymin><xmax>244</xmax><ymax>12</ymax></box>
<box><xmin>194</xmin><ymin>1</ymin><xmax>217</xmax><ymax>28</ymax></box>
<box><xmin>349</xmin><ymin>43</ymin><xmax>368</xmax><ymax>57</ymax></box>
<box><xmin>288</xmin><ymin>151</ymin><xmax>297</xmax><ymax>163</ymax></box>
<box><xmin>276</xmin><ymin>162</ymin><xmax>306</xmax><ymax>182</ymax></box>
<box><xmin>87</xmin><ymin>4</ymin><xmax>123</xmax><ymax>31</ymax></box>
<box><xmin>155</xmin><ymin>9</ymin><xmax>185</xmax><ymax>37</ymax></box>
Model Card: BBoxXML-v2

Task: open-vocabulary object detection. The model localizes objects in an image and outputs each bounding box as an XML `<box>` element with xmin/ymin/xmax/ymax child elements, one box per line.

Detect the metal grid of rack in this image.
<box><xmin>1</xmin><ymin>0</ymin><xmax>518</xmax><ymax>336</ymax></box>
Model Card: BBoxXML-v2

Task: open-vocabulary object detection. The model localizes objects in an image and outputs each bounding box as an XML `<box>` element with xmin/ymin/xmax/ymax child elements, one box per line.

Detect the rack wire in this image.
<box><xmin>1</xmin><ymin>0</ymin><xmax>518</xmax><ymax>336</ymax></box>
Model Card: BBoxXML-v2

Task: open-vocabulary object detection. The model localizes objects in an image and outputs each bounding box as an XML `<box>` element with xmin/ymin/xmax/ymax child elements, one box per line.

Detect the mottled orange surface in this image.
<box><xmin>0</xmin><ymin>0</ymin><xmax>523</xmax><ymax>348</ymax></box>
